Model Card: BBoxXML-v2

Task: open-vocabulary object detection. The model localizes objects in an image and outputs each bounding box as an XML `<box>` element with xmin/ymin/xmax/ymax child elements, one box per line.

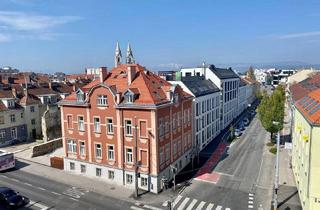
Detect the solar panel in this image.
<box><xmin>302</xmin><ymin>98</ymin><xmax>313</xmax><ymax>108</ymax></box>
<box><xmin>309</xmin><ymin>104</ymin><xmax>320</xmax><ymax>115</ymax></box>
<box><xmin>306</xmin><ymin>101</ymin><xmax>318</xmax><ymax>111</ymax></box>
<box><xmin>299</xmin><ymin>96</ymin><xmax>308</xmax><ymax>105</ymax></box>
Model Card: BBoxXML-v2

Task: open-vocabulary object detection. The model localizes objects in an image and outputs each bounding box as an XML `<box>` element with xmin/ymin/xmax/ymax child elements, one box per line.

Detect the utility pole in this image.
<box><xmin>134</xmin><ymin>116</ymin><xmax>139</xmax><ymax>198</ymax></box>
<box><xmin>272</xmin><ymin>121</ymin><xmax>280</xmax><ymax>210</ymax></box>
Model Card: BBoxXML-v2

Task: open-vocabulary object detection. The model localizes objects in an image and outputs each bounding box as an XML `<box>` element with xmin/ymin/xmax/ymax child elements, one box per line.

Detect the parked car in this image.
<box><xmin>234</xmin><ymin>128</ymin><xmax>242</xmax><ymax>137</ymax></box>
<box><xmin>243</xmin><ymin>118</ymin><xmax>250</xmax><ymax>126</ymax></box>
<box><xmin>0</xmin><ymin>187</ymin><xmax>29</xmax><ymax>209</ymax></box>
<box><xmin>237</xmin><ymin>123</ymin><xmax>245</xmax><ymax>131</ymax></box>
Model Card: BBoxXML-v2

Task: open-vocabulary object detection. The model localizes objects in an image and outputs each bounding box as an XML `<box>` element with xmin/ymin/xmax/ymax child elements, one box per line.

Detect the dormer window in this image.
<box><xmin>127</xmin><ymin>94</ymin><xmax>134</xmax><ymax>103</ymax></box>
<box><xmin>7</xmin><ymin>100</ymin><xmax>14</xmax><ymax>108</ymax></box>
<box><xmin>76</xmin><ymin>89</ymin><xmax>85</xmax><ymax>102</ymax></box>
<box><xmin>97</xmin><ymin>95</ymin><xmax>107</xmax><ymax>106</ymax></box>
<box><xmin>173</xmin><ymin>93</ymin><xmax>179</xmax><ymax>103</ymax></box>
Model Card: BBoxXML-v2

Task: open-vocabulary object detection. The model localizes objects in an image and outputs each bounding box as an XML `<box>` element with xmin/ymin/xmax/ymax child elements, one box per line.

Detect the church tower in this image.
<box><xmin>126</xmin><ymin>43</ymin><xmax>135</xmax><ymax>64</ymax></box>
<box><xmin>115</xmin><ymin>41</ymin><xmax>122</xmax><ymax>67</ymax></box>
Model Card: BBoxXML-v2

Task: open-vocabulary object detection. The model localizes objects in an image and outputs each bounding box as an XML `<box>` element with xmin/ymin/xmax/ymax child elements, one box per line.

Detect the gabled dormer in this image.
<box><xmin>123</xmin><ymin>88</ymin><xmax>139</xmax><ymax>104</ymax></box>
<box><xmin>76</xmin><ymin>88</ymin><xmax>85</xmax><ymax>102</ymax></box>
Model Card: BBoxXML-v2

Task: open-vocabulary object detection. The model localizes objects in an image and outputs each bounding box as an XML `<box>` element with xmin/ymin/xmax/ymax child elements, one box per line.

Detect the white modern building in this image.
<box><xmin>180</xmin><ymin>64</ymin><xmax>240</xmax><ymax>130</ymax></box>
<box><xmin>238</xmin><ymin>79</ymin><xmax>247</xmax><ymax>114</ymax></box>
<box><xmin>170</xmin><ymin>75</ymin><xmax>221</xmax><ymax>151</ymax></box>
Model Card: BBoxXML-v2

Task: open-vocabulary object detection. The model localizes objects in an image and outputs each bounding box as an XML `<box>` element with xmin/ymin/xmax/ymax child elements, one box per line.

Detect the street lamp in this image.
<box><xmin>272</xmin><ymin>121</ymin><xmax>280</xmax><ymax>210</ymax></box>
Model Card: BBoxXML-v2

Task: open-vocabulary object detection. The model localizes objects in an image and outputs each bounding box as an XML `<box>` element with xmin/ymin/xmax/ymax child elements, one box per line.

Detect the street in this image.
<box><xmin>0</xmin><ymin>164</ymin><xmax>135</xmax><ymax>210</ymax></box>
<box><xmin>172</xmin><ymin>114</ymin><xmax>275</xmax><ymax>210</ymax></box>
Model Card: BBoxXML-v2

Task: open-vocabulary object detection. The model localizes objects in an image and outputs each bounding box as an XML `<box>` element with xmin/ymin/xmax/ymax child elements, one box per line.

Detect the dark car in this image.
<box><xmin>0</xmin><ymin>187</ymin><xmax>29</xmax><ymax>209</ymax></box>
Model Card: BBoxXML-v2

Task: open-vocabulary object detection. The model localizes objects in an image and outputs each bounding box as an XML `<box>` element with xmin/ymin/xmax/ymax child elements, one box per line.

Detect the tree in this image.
<box><xmin>257</xmin><ymin>85</ymin><xmax>285</xmax><ymax>141</ymax></box>
<box><xmin>247</xmin><ymin>66</ymin><xmax>256</xmax><ymax>81</ymax></box>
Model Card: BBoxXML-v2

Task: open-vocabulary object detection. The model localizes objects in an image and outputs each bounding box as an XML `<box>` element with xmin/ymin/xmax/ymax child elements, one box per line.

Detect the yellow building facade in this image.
<box><xmin>292</xmin><ymin>108</ymin><xmax>320</xmax><ymax>210</ymax></box>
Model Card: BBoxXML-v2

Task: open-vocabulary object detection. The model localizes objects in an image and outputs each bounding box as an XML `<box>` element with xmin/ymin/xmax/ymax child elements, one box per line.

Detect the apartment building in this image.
<box><xmin>59</xmin><ymin>63</ymin><xmax>193</xmax><ymax>194</ymax></box>
<box><xmin>170</xmin><ymin>75</ymin><xmax>221</xmax><ymax>151</ymax></box>
<box><xmin>292</xmin><ymin>89</ymin><xmax>320</xmax><ymax>210</ymax></box>
<box><xmin>238</xmin><ymin>79</ymin><xmax>247</xmax><ymax>114</ymax></box>
<box><xmin>180</xmin><ymin>64</ymin><xmax>240</xmax><ymax>130</ymax></box>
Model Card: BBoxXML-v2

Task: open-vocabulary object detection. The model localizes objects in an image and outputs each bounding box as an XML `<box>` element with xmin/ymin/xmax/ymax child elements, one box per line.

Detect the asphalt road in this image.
<box><xmin>0</xmin><ymin>167</ymin><xmax>134</xmax><ymax>210</ymax></box>
<box><xmin>179</xmin><ymin>113</ymin><xmax>273</xmax><ymax>210</ymax></box>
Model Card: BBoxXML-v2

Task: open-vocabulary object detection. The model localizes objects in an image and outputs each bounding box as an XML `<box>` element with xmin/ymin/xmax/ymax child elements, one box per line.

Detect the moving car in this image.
<box><xmin>0</xmin><ymin>187</ymin><xmax>29</xmax><ymax>209</ymax></box>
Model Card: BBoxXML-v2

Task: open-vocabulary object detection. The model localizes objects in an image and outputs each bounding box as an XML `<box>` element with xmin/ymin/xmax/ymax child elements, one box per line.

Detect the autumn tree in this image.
<box><xmin>247</xmin><ymin>66</ymin><xmax>256</xmax><ymax>81</ymax></box>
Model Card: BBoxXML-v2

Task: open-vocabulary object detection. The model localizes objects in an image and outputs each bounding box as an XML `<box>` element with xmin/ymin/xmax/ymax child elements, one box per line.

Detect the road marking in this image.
<box><xmin>196</xmin><ymin>201</ymin><xmax>206</xmax><ymax>210</ymax></box>
<box><xmin>249</xmin><ymin>193</ymin><xmax>254</xmax><ymax>196</ymax></box>
<box><xmin>178</xmin><ymin>197</ymin><xmax>190</xmax><ymax>210</ymax></box>
<box><xmin>186</xmin><ymin>198</ymin><xmax>197</xmax><ymax>210</ymax></box>
<box><xmin>248</xmin><ymin>204</ymin><xmax>253</xmax><ymax>208</ymax></box>
<box><xmin>225</xmin><ymin>208</ymin><xmax>231</xmax><ymax>210</ymax></box>
<box><xmin>215</xmin><ymin>206</ymin><xmax>222</xmax><ymax>210</ymax></box>
<box><xmin>27</xmin><ymin>200</ymin><xmax>49</xmax><ymax>209</ymax></box>
<box><xmin>130</xmin><ymin>206</ymin><xmax>144</xmax><ymax>210</ymax></box>
<box><xmin>249</xmin><ymin>197</ymin><xmax>254</xmax><ymax>200</ymax></box>
<box><xmin>0</xmin><ymin>175</ymin><xmax>6</xmax><ymax>178</ymax></box>
<box><xmin>51</xmin><ymin>191</ymin><xmax>62</xmax><ymax>196</ymax></box>
<box><xmin>248</xmin><ymin>200</ymin><xmax>253</xmax><ymax>204</ymax></box>
<box><xmin>172</xmin><ymin>195</ymin><xmax>182</xmax><ymax>208</ymax></box>
<box><xmin>206</xmin><ymin>203</ymin><xmax>214</xmax><ymax>210</ymax></box>
<box><xmin>68</xmin><ymin>197</ymin><xmax>78</xmax><ymax>201</ymax></box>
<box><xmin>143</xmin><ymin>204</ymin><xmax>162</xmax><ymax>210</ymax></box>
<box><xmin>23</xmin><ymin>182</ymin><xmax>32</xmax><ymax>186</ymax></box>
<box><xmin>9</xmin><ymin>177</ymin><xmax>19</xmax><ymax>182</ymax></box>
<box><xmin>37</xmin><ymin>187</ymin><xmax>46</xmax><ymax>191</ymax></box>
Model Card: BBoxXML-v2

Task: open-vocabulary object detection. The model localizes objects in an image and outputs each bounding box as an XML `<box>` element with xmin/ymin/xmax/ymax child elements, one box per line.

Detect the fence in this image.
<box><xmin>50</xmin><ymin>156</ymin><xmax>64</xmax><ymax>170</ymax></box>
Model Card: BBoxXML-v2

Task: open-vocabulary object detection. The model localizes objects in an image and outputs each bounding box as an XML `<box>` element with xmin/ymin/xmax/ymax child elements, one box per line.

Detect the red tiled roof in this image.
<box><xmin>19</xmin><ymin>94</ymin><xmax>41</xmax><ymax>106</ymax></box>
<box><xmin>295</xmin><ymin>88</ymin><xmax>320</xmax><ymax>125</ymax></box>
<box><xmin>0</xmin><ymin>90</ymin><xmax>14</xmax><ymax>98</ymax></box>
<box><xmin>62</xmin><ymin>64</ymin><xmax>192</xmax><ymax>105</ymax></box>
<box><xmin>289</xmin><ymin>72</ymin><xmax>320</xmax><ymax>102</ymax></box>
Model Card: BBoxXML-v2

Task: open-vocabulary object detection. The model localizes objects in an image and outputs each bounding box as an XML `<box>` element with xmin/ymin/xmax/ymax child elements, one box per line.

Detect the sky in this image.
<box><xmin>0</xmin><ymin>0</ymin><xmax>320</xmax><ymax>73</ymax></box>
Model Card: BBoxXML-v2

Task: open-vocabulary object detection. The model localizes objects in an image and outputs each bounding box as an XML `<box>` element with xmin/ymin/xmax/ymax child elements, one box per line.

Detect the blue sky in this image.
<box><xmin>0</xmin><ymin>0</ymin><xmax>320</xmax><ymax>73</ymax></box>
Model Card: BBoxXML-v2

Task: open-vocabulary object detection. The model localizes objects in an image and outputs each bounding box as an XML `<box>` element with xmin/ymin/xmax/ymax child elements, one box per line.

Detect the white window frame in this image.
<box><xmin>96</xmin><ymin>168</ymin><xmax>102</xmax><ymax>177</ymax></box>
<box><xmin>141</xmin><ymin>177</ymin><xmax>148</xmax><ymax>187</ymax></box>
<box><xmin>80</xmin><ymin>164</ymin><xmax>86</xmax><ymax>173</ymax></box>
<box><xmin>30</xmin><ymin>106</ymin><xmax>35</xmax><ymax>112</ymax></box>
<box><xmin>94</xmin><ymin>117</ymin><xmax>101</xmax><ymax>133</ymax></box>
<box><xmin>79</xmin><ymin>141</ymin><xmax>85</xmax><ymax>156</ymax></box>
<box><xmin>0</xmin><ymin>130</ymin><xmax>5</xmax><ymax>139</ymax></box>
<box><xmin>67</xmin><ymin>139</ymin><xmax>77</xmax><ymax>153</ymax></box>
<box><xmin>125</xmin><ymin>120</ymin><xmax>132</xmax><ymax>136</ymax></box>
<box><xmin>11</xmin><ymin>127</ymin><xmax>17</xmax><ymax>139</ymax></box>
<box><xmin>95</xmin><ymin>143</ymin><xmax>102</xmax><ymax>159</ymax></box>
<box><xmin>127</xmin><ymin>94</ymin><xmax>134</xmax><ymax>103</ymax></box>
<box><xmin>107</xmin><ymin>118</ymin><xmax>113</xmax><ymax>134</ymax></box>
<box><xmin>108</xmin><ymin>170</ymin><xmax>114</xmax><ymax>179</ymax></box>
<box><xmin>97</xmin><ymin>95</ymin><xmax>108</xmax><ymax>106</ymax></box>
<box><xmin>107</xmin><ymin>145</ymin><xmax>114</xmax><ymax>160</ymax></box>
<box><xmin>78</xmin><ymin>116</ymin><xmax>85</xmax><ymax>131</ymax></box>
<box><xmin>126</xmin><ymin>174</ymin><xmax>133</xmax><ymax>184</ymax></box>
<box><xmin>10</xmin><ymin>114</ymin><xmax>15</xmax><ymax>123</ymax></box>
<box><xmin>126</xmin><ymin>148</ymin><xmax>133</xmax><ymax>163</ymax></box>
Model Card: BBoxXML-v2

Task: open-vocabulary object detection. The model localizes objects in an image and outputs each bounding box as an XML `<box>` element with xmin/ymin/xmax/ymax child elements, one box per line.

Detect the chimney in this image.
<box><xmin>48</xmin><ymin>82</ymin><xmax>52</xmax><ymax>89</ymax></box>
<box><xmin>127</xmin><ymin>66</ymin><xmax>136</xmax><ymax>85</ymax></box>
<box><xmin>99</xmin><ymin>67</ymin><xmax>108</xmax><ymax>83</ymax></box>
<box><xmin>12</xmin><ymin>87</ymin><xmax>17</xmax><ymax>98</ymax></box>
<box><xmin>166</xmin><ymin>91</ymin><xmax>172</xmax><ymax>101</ymax></box>
<box><xmin>116</xmin><ymin>93</ymin><xmax>121</xmax><ymax>104</ymax></box>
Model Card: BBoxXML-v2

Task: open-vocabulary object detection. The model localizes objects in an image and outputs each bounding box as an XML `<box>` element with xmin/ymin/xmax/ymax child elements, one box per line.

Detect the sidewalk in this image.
<box><xmin>277</xmin><ymin>103</ymin><xmax>302</xmax><ymax>210</ymax></box>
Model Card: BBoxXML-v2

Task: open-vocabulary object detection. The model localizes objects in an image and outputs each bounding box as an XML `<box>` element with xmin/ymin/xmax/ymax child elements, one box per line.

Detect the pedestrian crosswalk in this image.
<box><xmin>162</xmin><ymin>195</ymin><xmax>231</xmax><ymax>210</ymax></box>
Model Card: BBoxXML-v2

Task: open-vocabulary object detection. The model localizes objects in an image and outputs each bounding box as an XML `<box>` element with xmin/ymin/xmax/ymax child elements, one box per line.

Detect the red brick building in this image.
<box><xmin>59</xmin><ymin>64</ymin><xmax>193</xmax><ymax>193</ymax></box>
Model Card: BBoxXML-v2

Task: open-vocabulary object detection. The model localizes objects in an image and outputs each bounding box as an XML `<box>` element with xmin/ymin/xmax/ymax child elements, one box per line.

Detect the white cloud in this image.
<box><xmin>273</xmin><ymin>31</ymin><xmax>320</xmax><ymax>40</ymax></box>
<box><xmin>0</xmin><ymin>11</ymin><xmax>81</xmax><ymax>42</ymax></box>
<box><xmin>0</xmin><ymin>11</ymin><xmax>81</xmax><ymax>31</ymax></box>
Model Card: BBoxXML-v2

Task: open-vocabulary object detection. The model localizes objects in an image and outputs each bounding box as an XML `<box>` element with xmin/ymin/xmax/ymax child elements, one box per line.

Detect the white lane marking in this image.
<box><xmin>248</xmin><ymin>200</ymin><xmax>253</xmax><ymax>204</ymax></box>
<box><xmin>186</xmin><ymin>199</ymin><xmax>198</xmax><ymax>210</ymax></box>
<box><xmin>206</xmin><ymin>203</ymin><xmax>214</xmax><ymax>210</ymax></box>
<box><xmin>225</xmin><ymin>208</ymin><xmax>231</xmax><ymax>210</ymax></box>
<box><xmin>249</xmin><ymin>197</ymin><xmax>254</xmax><ymax>200</ymax></box>
<box><xmin>173</xmin><ymin>195</ymin><xmax>183</xmax><ymax>208</ymax></box>
<box><xmin>37</xmin><ymin>187</ymin><xmax>46</xmax><ymax>191</ymax></box>
<box><xmin>130</xmin><ymin>206</ymin><xmax>144</xmax><ymax>210</ymax></box>
<box><xmin>162</xmin><ymin>201</ymin><xmax>168</xmax><ymax>207</ymax></box>
<box><xmin>196</xmin><ymin>201</ymin><xmax>206</xmax><ymax>210</ymax></box>
<box><xmin>215</xmin><ymin>206</ymin><xmax>222</xmax><ymax>210</ymax></box>
<box><xmin>68</xmin><ymin>197</ymin><xmax>78</xmax><ymax>201</ymax></box>
<box><xmin>9</xmin><ymin>178</ymin><xmax>19</xmax><ymax>182</ymax></box>
<box><xmin>27</xmin><ymin>200</ymin><xmax>49</xmax><ymax>209</ymax></box>
<box><xmin>177</xmin><ymin>197</ymin><xmax>190</xmax><ymax>210</ymax></box>
<box><xmin>51</xmin><ymin>191</ymin><xmax>62</xmax><ymax>196</ymax></box>
<box><xmin>24</xmin><ymin>182</ymin><xmax>32</xmax><ymax>186</ymax></box>
<box><xmin>0</xmin><ymin>175</ymin><xmax>6</xmax><ymax>178</ymax></box>
<box><xmin>143</xmin><ymin>204</ymin><xmax>162</xmax><ymax>210</ymax></box>
<box><xmin>249</xmin><ymin>193</ymin><xmax>254</xmax><ymax>196</ymax></box>
<box><xmin>248</xmin><ymin>204</ymin><xmax>254</xmax><ymax>208</ymax></box>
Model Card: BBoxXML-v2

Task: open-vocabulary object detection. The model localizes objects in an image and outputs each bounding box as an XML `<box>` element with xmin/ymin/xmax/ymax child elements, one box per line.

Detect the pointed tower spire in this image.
<box><xmin>126</xmin><ymin>43</ymin><xmax>135</xmax><ymax>64</ymax></box>
<box><xmin>115</xmin><ymin>41</ymin><xmax>122</xmax><ymax>67</ymax></box>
